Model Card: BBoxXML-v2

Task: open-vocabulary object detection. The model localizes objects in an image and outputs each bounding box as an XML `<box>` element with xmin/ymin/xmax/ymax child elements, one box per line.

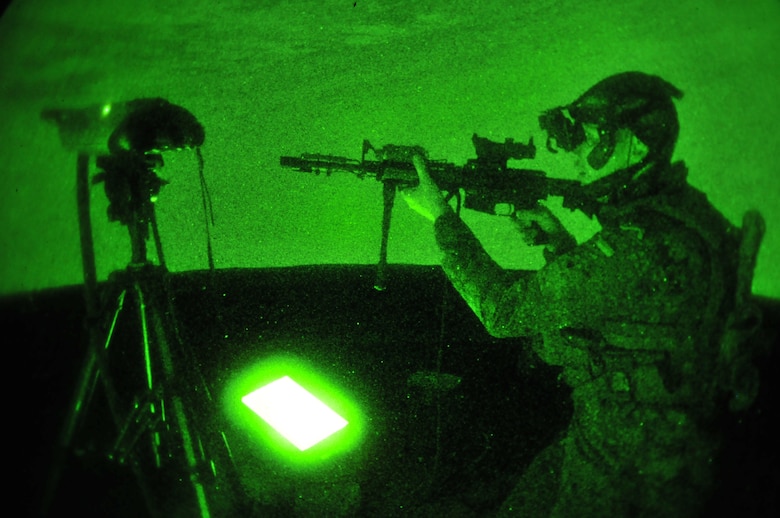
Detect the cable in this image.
<box><xmin>196</xmin><ymin>147</ymin><xmax>216</xmax><ymax>270</ymax></box>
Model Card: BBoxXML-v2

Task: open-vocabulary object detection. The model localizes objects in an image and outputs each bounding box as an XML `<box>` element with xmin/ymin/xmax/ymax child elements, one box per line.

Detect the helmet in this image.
<box><xmin>539</xmin><ymin>71</ymin><xmax>684</xmax><ymax>170</ymax></box>
<box><xmin>108</xmin><ymin>97</ymin><xmax>205</xmax><ymax>154</ymax></box>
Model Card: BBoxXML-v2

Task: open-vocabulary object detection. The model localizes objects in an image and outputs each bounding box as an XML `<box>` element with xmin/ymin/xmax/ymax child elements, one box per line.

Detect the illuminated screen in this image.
<box><xmin>241</xmin><ymin>375</ymin><xmax>348</xmax><ymax>451</ymax></box>
<box><xmin>224</xmin><ymin>354</ymin><xmax>364</xmax><ymax>464</ymax></box>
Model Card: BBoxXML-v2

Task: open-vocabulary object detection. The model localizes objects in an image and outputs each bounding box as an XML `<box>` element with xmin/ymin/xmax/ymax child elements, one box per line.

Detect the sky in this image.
<box><xmin>1</xmin><ymin>0</ymin><xmax>778</xmax><ymax>298</ymax></box>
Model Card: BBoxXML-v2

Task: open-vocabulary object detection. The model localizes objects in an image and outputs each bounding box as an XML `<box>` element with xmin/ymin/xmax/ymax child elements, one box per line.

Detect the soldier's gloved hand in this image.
<box><xmin>512</xmin><ymin>204</ymin><xmax>568</xmax><ymax>247</ymax></box>
<box><xmin>400</xmin><ymin>154</ymin><xmax>452</xmax><ymax>222</ymax></box>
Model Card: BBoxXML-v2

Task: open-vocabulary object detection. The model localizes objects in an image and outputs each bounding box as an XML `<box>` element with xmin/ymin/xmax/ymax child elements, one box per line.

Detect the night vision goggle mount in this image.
<box><xmin>538</xmin><ymin>105</ymin><xmax>618</xmax><ymax>171</ymax></box>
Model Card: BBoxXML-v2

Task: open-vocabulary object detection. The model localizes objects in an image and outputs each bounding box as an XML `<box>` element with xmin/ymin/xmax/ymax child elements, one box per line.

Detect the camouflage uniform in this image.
<box><xmin>433</xmin><ymin>162</ymin><xmax>742</xmax><ymax>517</ymax></box>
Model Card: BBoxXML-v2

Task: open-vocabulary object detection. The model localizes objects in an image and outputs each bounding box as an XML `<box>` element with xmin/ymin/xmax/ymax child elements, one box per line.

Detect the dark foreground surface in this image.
<box><xmin>6</xmin><ymin>265</ymin><xmax>778</xmax><ymax>517</ymax></box>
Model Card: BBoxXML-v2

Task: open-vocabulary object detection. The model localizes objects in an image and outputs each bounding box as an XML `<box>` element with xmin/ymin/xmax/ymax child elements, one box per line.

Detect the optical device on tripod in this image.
<box><xmin>40</xmin><ymin>98</ymin><xmax>237</xmax><ymax>517</ymax></box>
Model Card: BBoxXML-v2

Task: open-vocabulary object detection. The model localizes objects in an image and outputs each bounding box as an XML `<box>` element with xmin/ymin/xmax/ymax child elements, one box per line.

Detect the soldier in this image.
<box><xmin>400</xmin><ymin>71</ymin><xmax>766</xmax><ymax>517</ymax></box>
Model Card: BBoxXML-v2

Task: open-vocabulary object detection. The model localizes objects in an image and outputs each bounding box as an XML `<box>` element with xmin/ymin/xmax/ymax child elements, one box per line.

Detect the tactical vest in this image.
<box><xmin>561</xmin><ymin>176</ymin><xmax>764</xmax><ymax>416</ymax></box>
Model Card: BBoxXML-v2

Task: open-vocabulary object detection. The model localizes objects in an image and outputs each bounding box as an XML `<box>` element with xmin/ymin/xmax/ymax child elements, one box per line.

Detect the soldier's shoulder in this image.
<box><xmin>594</xmin><ymin>199</ymin><xmax>713</xmax><ymax>267</ymax></box>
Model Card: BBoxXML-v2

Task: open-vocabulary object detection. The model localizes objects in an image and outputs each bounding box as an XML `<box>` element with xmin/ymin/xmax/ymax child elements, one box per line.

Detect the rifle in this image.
<box><xmin>279</xmin><ymin>133</ymin><xmax>590</xmax><ymax>290</ymax></box>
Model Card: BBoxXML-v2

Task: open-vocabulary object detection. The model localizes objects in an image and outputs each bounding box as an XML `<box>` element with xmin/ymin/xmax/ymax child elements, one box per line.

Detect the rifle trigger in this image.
<box><xmin>494</xmin><ymin>203</ymin><xmax>515</xmax><ymax>216</ymax></box>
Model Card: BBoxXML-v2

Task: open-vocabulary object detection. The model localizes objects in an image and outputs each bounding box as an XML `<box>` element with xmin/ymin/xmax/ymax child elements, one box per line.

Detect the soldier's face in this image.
<box><xmin>570</xmin><ymin>125</ymin><xmax>643</xmax><ymax>184</ymax></box>
<box><xmin>531</xmin><ymin>124</ymin><xmax>648</xmax><ymax>184</ymax></box>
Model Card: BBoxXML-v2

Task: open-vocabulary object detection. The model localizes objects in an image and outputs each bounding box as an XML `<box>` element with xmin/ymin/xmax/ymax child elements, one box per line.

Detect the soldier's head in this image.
<box><xmin>538</xmin><ymin>71</ymin><xmax>683</xmax><ymax>190</ymax></box>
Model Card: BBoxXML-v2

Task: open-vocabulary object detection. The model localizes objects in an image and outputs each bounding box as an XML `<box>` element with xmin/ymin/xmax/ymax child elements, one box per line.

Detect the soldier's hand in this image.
<box><xmin>512</xmin><ymin>204</ymin><xmax>567</xmax><ymax>246</ymax></box>
<box><xmin>399</xmin><ymin>154</ymin><xmax>452</xmax><ymax>222</ymax></box>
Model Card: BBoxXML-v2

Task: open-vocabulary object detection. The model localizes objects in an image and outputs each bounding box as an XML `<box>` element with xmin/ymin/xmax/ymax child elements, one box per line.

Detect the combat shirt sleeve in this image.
<box><xmin>433</xmin><ymin>211</ymin><xmax>550</xmax><ymax>338</ymax></box>
<box><xmin>434</xmin><ymin>209</ymin><xmax>710</xmax><ymax>344</ymax></box>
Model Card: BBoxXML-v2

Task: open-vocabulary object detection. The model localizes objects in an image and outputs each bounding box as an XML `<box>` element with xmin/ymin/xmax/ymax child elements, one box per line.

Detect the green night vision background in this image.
<box><xmin>2</xmin><ymin>1</ymin><xmax>780</xmax><ymax>517</ymax></box>
<box><xmin>0</xmin><ymin>0</ymin><xmax>778</xmax><ymax>300</ymax></box>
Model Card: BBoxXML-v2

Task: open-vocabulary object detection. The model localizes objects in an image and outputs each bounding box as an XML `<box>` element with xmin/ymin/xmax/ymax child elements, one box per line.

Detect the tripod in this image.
<box><xmin>41</xmin><ymin>147</ymin><xmax>240</xmax><ymax>517</ymax></box>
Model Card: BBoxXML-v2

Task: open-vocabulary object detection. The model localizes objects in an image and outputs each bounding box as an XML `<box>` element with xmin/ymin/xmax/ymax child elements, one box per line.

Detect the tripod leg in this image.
<box><xmin>139</xmin><ymin>272</ymin><xmax>244</xmax><ymax>517</ymax></box>
<box><xmin>41</xmin><ymin>156</ymin><xmax>105</xmax><ymax>514</ymax></box>
<box><xmin>141</xmin><ymin>283</ymin><xmax>216</xmax><ymax>517</ymax></box>
<box><xmin>39</xmin><ymin>331</ymin><xmax>100</xmax><ymax>515</ymax></box>
<box><xmin>41</xmin><ymin>288</ymin><xmax>161</xmax><ymax>517</ymax></box>
<box><xmin>42</xmin><ymin>284</ymin><xmax>126</xmax><ymax>510</ymax></box>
